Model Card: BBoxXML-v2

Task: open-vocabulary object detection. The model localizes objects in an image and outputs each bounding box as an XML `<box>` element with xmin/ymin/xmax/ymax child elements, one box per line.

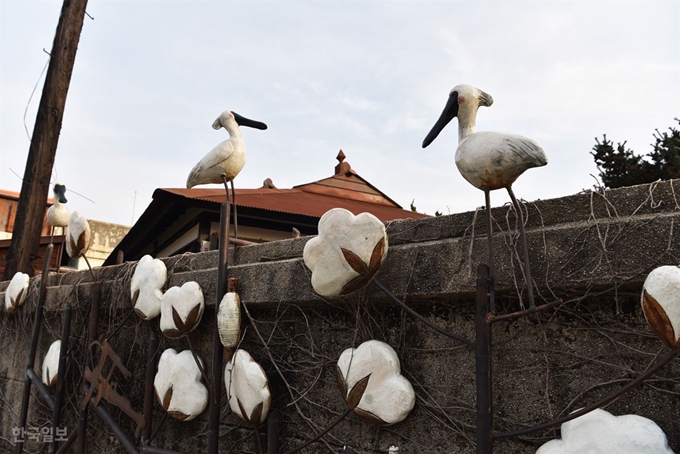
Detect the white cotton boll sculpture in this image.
<box><xmin>536</xmin><ymin>408</ymin><xmax>673</xmax><ymax>454</ymax></box>
<box><xmin>65</xmin><ymin>211</ymin><xmax>91</xmax><ymax>258</ymax></box>
<box><xmin>154</xmin><ymin>349</ymin><xmax>208</xmax><ymax>421</ymax></box>
<box><xmin>5</xmin><ymin>271</ymin><xmax>29</xmax><ymax>313</ymax></box>
<box><xmin>160</xmin><ymin>282</ymin><xmax>205</xmax><ymax>338</ymax></box>
<box><xmin>130</xmin><ymin>255</ymin><xmax>167</xmax><ymax>320</ymax></box>
<box><xmin>641</xmin><ymin>265</ymin><xmax>680</xmax><ymax>353</ymax></box>
<box><xmin>336</xmin><ymin>340</ymin><xmax>415</xmax><ymax>425</ymax></box>
<box><xmin>217</xmin><ymin>292</ymin><xmax>241</xmax><ymax>360</ymax></box>
<box><xmin>224</xmin><ymin>349</ymin><xmax>271</xmax><ymax>427</ymax></box>
<box><xmin>303</xmin><ymin>208</ymin><xmax>388</xmax><ymax>297</ymax></box>
<box><xmin>42</xmin><ymin>340</ymin><xmax>62</xmax><ymax>387</ymax></box>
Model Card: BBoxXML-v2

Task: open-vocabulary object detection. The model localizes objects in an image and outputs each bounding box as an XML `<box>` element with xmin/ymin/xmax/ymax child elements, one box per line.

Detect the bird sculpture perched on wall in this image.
<box><xmin>422</xmin><ymin>84</ymin><xmax>548</xmax><ymax>309</ymax></box>
<box><xmin>186</xmin><ymin>110</ymin><xmax>267</xmax><ymax>238</ymax></box>
<box><xmin>47</xmin><ymin>183</ymin><xmax>70</xmax><ymax>235</ymax></box>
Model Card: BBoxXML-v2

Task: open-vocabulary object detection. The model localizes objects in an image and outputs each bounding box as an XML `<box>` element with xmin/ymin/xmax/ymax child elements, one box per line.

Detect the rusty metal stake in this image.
<box><xmin>76</xmin><ymin>281</ymin><xmax>101</xmax><ymax>454</ymax></box>
<box><xmin>142</xmin><ymin>330</ymin><xmax>158</xmax><ymax>445</ymax></box>
<box><xmin>475</xmin><ymin>264</ymin><xmax>493</xmax><ymax>454</ymax></box>
<box><xmin>267</xmin><ymin>409</ymin><xmax>279</xmax><ymax>454</ymax></box>
<box><xmin>16</xmin><ymin>244</ymin><xmax>53</xmax><ymax>454</ymax></box>
<box><xmin>483</xmin><ymin>188</ymin><xmax>495</xmax><ymax>313</ymax></box>
<box><xmin>94</xmin><ymin>403</ymin><xmax>139</xmax><ymax>454</ymax></box>
<box><xmin>50</xmin><ymin>302</ymin><xmax>72</xmax><ymax>454</ymax></box>
<box><xmin>208</xmin><ymin>195</ymin><xmax>231</xmax><ymax>454</ymax></box>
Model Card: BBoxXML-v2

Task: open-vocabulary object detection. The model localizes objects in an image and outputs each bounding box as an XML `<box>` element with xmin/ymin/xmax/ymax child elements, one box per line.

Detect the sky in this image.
<box><xmin>1</xmin><ymin>0</ymin><xmax>678</xmax><ymax>227</ymax></box>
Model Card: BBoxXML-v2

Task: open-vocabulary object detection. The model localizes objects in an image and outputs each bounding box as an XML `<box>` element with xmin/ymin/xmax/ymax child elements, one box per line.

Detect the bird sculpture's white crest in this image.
<box><xmin>186</xmin><ymin>110</ymin><xmax>267</xmax><ymax>189</ymax></box>
<box><xmin>422</xmin><ymin>84</ymin><xmax>547</xmax><ymax>190</ymax></box>
<box><xmin>47</xmin><ymin>183</ymin><xmax>70</xmax><ymax>229</ymax></box>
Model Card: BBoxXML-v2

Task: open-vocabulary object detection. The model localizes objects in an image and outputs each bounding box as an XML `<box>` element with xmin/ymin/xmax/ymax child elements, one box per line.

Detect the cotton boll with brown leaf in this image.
<box><xmin>154</xmin><ymin>348</ymin><xmax>208</xmax><ymax>421</ymax></box>
<box><xmin>130</xmin><ymin>255</ymin><xmax>167</xmax><ymax>320</ymax></box>
<box><xmin>536</xmin><ymin>408</ymin><xmax>673</xmax><ymax>454</ymax></box>
<box><xmin>42</xmin><ymin>340</ymin><xmax>61</xmax><ymax>387</ymax></box>
<box><xmin>641</xmin><ymin>265</ymin><xmax>680</xmax><ymax>353</ymax></box>
<box><xmin>336</xmin><ymin>340</ymin><xmax>415</xmax><ymax>425</ymax></box>
<box><xmin>5</xmin><ymin>271</ymin><xmax>29</xmax><ymax>313</ymax></box>
<box><xmin>224</xmin><ymin>349</ymin><xmax>271</xmax><ymax>427</ymax></box>
<box><xmin>65</xmin><ymin>211</ymin><xmax>91</xmax><ymax>258</ymax></box>
<box><xmin>303</xmin><ymin>208</ymin><xmax>388</xmax><ymax>297</ymax></box>
<box><xmin>160</xmin><ymin>282</ymin><xmax>204</xmax><ymax>338</ymax></box>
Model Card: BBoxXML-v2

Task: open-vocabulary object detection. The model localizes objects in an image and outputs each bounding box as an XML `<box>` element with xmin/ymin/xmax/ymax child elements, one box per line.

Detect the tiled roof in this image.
<box><xmin>161</xmin><ymin>186</ymin><xmax>429</xmax><ymax>222</ymax></box>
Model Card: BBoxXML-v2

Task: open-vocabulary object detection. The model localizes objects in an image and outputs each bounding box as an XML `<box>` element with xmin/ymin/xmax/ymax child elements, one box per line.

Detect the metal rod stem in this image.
<box><xmin>54</xmin><ymin>429</ymin><xmax>77</xmax><ymax>454</ymax></box>
<box><xmin>208</xmin><ymin>199</ymin><xmax>231</xmax><ymax>454</ymax></box>
<box><xmin>16</xmin><ymin>243</ymin><xmax>53</xmax><ymax>454</ymax></box>
<box><xmin>50</xmin><ymin>302</ymin><xmax>72</xmax><ymax>454</ymax></box>
<box><xmin>484</xmin><ymin>188</ymin><xmax>495</xmax><ymax>313</ymax></box>
<box><xmin>142</xmin><ymin>330</ymin><xmax>158</xmax><ymax>444</ymax></box>
<box><xmin>76</xmin><ymin>282</ymin><xmax>100</xmax><ymax>454</ymax></box>
<box><xmin>475</xmin><ymin>264</ymin><xmax>493</xmax><ymax>454</ymax></box>
<box><xmin>507</xmin><ymin>187</ymin><xmax>535</xmax><ymax>309</ymax></box>
<box><xmin>27</xmin><ymin>368</ymin><xmax>55</xmax><ymax>410</ymax></box>
<box><xmin>494</xmin><ymin>349</ymin><xmax>678</xmax><ymax>439</ymax></box>
<box><xmin>94</xmin><ymin>403</ymin><xmax>140</xmax><ymax>454</ymax></box>
<box><xmin>283</xmin><ymin>407</ymin><xmax>353</xmax><ymax>454</ymax></box>
<box><xmin>372</xmin><ymin>279</ymin><xmax>473</xmax><ymax>348</ymax></box>
<box><xmin>231</xmin><ymin>179</ymin><xmax>239</xmax><ymax>239</ymax></box>
<box><xmin>141</xmin><ymin>447</ymin><xmax>186</xmax><ymax>454</ymax></box>
<box><xmin>267</xmin><ymin>409</ymin><xmax>279</xmax><ymax>454</ymax></box>
<box><xmin>489</xmin><ymin>299</ymin><xmax>563</xmax><ymax>324</ymax></box>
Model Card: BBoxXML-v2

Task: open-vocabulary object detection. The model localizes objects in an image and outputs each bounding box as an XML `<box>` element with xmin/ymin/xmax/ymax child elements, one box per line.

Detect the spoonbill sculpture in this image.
<box><xmin>422</xmin><ymin>84</ymin><xmax>547</xmax><ymax>308</ymax></box>
<box><xmin>186</xmin><ymin>110</ymin><xmax>267</xmax><ymax>238</ymax></box>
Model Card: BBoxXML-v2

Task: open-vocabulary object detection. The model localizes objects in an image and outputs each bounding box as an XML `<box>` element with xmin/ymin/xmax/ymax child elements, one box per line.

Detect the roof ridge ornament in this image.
<box><xmin>335</xmin><ymin>149</ymin><xmax>351</xmax><ymax>175</ymax></box>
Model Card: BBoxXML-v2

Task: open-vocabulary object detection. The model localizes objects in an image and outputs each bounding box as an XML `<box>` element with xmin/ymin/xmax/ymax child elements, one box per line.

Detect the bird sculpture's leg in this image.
<box><xmin>484</xmin><ymin>187</ymin><xmax>495</xmax><ymax>312</ymax></box>
<box><xmin>230</xmin><ymin>180</ymin><xmax>238</xmax><ymax>239</ymax></box>
<box><xmin>221</xmin><ymin>176</ymin><xmax>238</xmax><ymax>241</ymax></box>
<box><xmin>507</xmin><ymin>186</ymin><xmax>535</xmax><ymax>309</ymax></box>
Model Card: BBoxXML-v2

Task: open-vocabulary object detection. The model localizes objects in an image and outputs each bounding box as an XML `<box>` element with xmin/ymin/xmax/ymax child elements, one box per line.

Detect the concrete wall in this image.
<box><xmin>1</xmin><ymin>180</ymin><xmax>679</xmax><ymax>453</ymax></box>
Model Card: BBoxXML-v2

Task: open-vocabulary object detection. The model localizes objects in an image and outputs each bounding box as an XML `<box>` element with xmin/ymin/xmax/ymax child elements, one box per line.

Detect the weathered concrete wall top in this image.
<box><xmin>1</xmin><ymin>179</ymin><xmax>679</xmax><ymax>453</ymax></box>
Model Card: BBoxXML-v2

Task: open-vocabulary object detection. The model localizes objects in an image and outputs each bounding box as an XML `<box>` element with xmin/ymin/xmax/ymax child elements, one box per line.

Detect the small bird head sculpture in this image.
<box><xmin>53</xmin><ymin>183</ymin><xmax>68</xmax><ymax>204</ymax></box>
<box><xmin>212</xmin><ymin>110</ymin><xmax>268</xmax><ymax>133</ymax></box>
<box><xmin>422</xmin><ymin>84</ymin><xmax>493</xmax><ymax>148</ymax></box>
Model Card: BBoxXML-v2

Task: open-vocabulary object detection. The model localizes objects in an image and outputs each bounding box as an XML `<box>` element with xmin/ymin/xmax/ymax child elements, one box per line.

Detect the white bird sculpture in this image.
<box><xmin>47</xmin><ymin>183</ymin><xmax>70</xmax><ymax>231</ymax></box>
<box><xmin>422</xmin><ymin>84</ymin><xmax>548</xmax><ymax>308</ymax></box>
<box><xmin>186</xmin><ymin>110</ymin><xmax>267</xmax><ymax>238</ymax></box>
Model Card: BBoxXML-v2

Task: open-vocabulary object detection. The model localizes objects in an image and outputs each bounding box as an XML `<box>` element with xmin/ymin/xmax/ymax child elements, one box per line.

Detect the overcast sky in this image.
<box><xmin>1</xmin><ymin>0</ymin><xmax>678</xmax><ymax>227</ymax></box>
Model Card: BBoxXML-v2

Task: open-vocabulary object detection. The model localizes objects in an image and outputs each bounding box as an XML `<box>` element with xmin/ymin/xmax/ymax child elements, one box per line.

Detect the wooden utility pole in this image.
<box><xmin>3</xmin><ymin>0</ymin><xmax>89</xmax><ymax>280</ymax></box>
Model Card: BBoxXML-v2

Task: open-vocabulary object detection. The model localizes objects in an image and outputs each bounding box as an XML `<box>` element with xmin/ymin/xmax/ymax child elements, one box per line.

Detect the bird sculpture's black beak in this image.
<box><xmin>422</xmin><ymin>91</ymin><xmax>459</xmax><ymax>148</ymax></box>
<box><xmin>233</xmin><ymin>112</ymin><xmax>268</xmax><ymax>130</ymax></box>
<box><xmin>54</xmin><ymin>184</ymin><xmax>67</xmax><ymax>203</ymax></box>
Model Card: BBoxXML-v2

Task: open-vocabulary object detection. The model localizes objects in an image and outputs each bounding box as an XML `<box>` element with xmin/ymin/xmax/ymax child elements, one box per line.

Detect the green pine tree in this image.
<box><xmin>591</xmin><ymin>120</ymin><xmax>680</xmax><ymax>189</ymax></box>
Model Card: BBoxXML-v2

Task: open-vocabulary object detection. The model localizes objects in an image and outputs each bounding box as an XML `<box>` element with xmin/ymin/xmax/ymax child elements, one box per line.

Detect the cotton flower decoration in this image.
<box><xmin>303</xmin><ymin>208</ymin><xmax>388</xmax><ymax>297</ymax></box>
<box><xmin>641</xmin><ymin>265</ymin><xmax>680</xmax><ymax>353</ymax></box>
<box><xmin>130</xmin><ymin>255</ymin><xmax>167</xmax><ymax>320</ymax></box>
<box><xmin>160</xmin><ymin>282</ymin><xmax>205</xmax><ymax>338</ymax></box>
<box><xmin>217</xmin><ymin>292</ymin><xmax>241</xmax><ymax>359</ymax></box>
<box><xmin>42</xmin><ymin>340</ymin><xmax>62</xmax><ymax>387</ymax></box>
<box><xmin>225</xmin><ymin>349</ymin><xmax>271</xmax><ymax>427</ymax></box>
<box><xmin>536</xmin><ymin>408</ymin><xmax>673</xmax><ymax>454</ymax></box>
<box><xmin>336</xmin><ymin>340</ymin><xmax>415</xmax><ymax>425</ymax></box>
<box><xmin>65</xmin><ymin>211</ymin><xmax>91</xmax><ymax>258</ymax></box>
<box><xmin>5</xmin><ymin>271</ymin><xmax>29</xmax><ymax>313</ymax></box>
<box><xmin>154</xmin><ymin>348</ymin><xmax>208</xmax><ymax>421</ymax></box>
